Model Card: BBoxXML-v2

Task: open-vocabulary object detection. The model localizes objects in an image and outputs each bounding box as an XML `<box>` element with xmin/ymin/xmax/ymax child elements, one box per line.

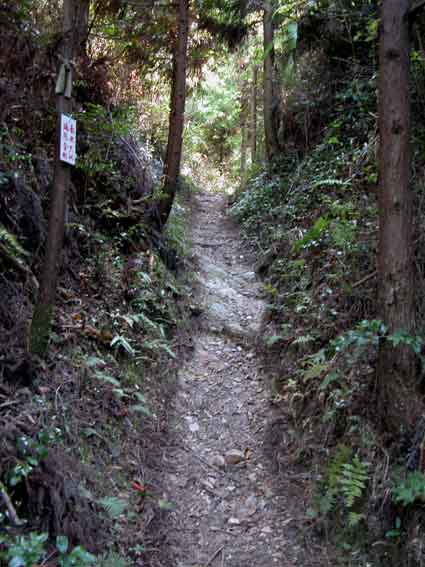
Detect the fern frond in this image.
<box><xmin>99</xmin><ymin>496</ymin><xmax>128</xmax><ymax>518</ymax></box>
<box><xmin>100</xmin><ymin>552</ymin><xmax>130</xmax><ymax>567</ymax></box>
<box><xmin>340</xmin><ymin>457</ymin><xmax>368</xmax><ymax>507</ymax></box>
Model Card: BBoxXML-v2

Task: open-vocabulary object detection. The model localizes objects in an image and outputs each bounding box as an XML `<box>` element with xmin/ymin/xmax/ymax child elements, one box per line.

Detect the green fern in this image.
<box><xmin>0</xmin><ymin>224</ymin><xmax>29</xmax><ymax>264</ymax></box>
<box><xmin>99</xmin><ymin>496</ymin><xmax>128</xmax><ymax>519</ymax></box>
<box><xmin>326</xmin><ymin>445</ymin><xmax>352</xmax><ymax>490</ymax></box>
<box><xmin>348</xmin><ymin>511</ymin><xmax>365</xmax><ymax>527</ymax></box>
<box><xmin>393</xmin><ymin>471</ymin><xmax>425</xmax><ymax>506</ymax></box>
<box><xmin>100</xmin><ymin>552</ymin><xmax>130</xmax><ymax>567</ymax></box>
<box><xmin>315</xmin><ymin>447</ymin><xmax>368</xmax><ymax>521</ymax></box>
<box><xmin>340</xmin><ymin>456</ymin><xmax>368</xmax><ymax>507</ymax></box>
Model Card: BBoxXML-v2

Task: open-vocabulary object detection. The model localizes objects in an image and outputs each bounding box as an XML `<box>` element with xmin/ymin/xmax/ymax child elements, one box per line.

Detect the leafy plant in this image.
<box><xmin>293</xmin><ymin>216</ymin><xmax>329</xmax><ymax>253</ymax></box>
<box><xmin>59</xmin><ymin>545</ymin><xmax>96</xmax><ymax>567</ymax></box>
<box><xmin>392</xmin><ymin>471</ymin><xmax>425</xmax><ymax>506</ymax></box>
<box><xmin>0</xmin><ymin>533</ymin><xmax>96</xmax><ymax>567</ymax></box>
<box><xmin>0</xmin><ymin>225</ymin><xmax>30</xmax><ymax>268</ymax></box>
<box><xmin>99</xmin><ymin>496</ymin><xmax>128</xmax><ymax>519</ymax></box>
<box><xmin>6</xmin><ymin>428</ymin><xmax>61</xmax><ymax>487</ymax></box>
<box><xmin>111</xmin><ymin>334</ymin><xmax>136</xmax><ymax>357</ymax></box>
<box><xmin>1</xmin><ymin>532</ymin><xmax>48</xmax><ymax>567</ymax></box>
<box><xmin>310</xmin><ymin>447</ymin><xmax>368</xmax><ymax>528</ymax></box>
<box><xmin>339</xmin><ymin>456</ymin><xmax>369</xmax><ymax>508</ymax></box>
<box><xmin>100</xmin><ymin>552</ymin><xmax>130</xmax><ymax>567</ymax></box>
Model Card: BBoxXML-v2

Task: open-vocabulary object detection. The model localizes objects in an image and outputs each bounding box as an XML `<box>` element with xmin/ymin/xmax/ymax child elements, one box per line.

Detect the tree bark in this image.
<box><xmin>250</xmin><ymin>64</ymin><xmax>258</xmax><ymax>164</ymax></box>
<box><xmin>263</xmin><ymin>0</ymin><xmax>280</xmax><ymax>165</ymax></box>
<box><xmin>30</xmin><ymin>0</ymin><xmax>75</xmax><ymax>356</ymax></box>
<box><xmin>377</xmin><ymin>0</ymin><xmax>420</xmax><ymax>432</ymax></box>
<box><xmin>75</xmin><ymin>0</ymin><xmax>90</xmax><ymax>57</ymax></box>
<box><xmin>155</xmin><ymin>0</ymin><xmax>189</xmax><ymax>229</ymax></box>
<box><xmin>240</xmin><ymin>80</ymin><xmax>249</xmax><ymax>187</ymax></box>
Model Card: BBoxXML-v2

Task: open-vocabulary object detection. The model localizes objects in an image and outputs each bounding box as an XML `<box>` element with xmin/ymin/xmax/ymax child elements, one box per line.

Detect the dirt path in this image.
<box><xmin>159</xmin><ymin>191</ymin><xmax>326</xmax><ymax>567</ymax></box>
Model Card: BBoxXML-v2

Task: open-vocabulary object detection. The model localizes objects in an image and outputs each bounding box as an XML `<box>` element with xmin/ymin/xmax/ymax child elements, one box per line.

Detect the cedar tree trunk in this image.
<box><xmin>263</xmin><ymin>0</ymin><xmax>280</xmax><ymax>165</ymax></box>
<box><xmin>240</xmin><ymin>83</ymin><xmax>248</xmax><ymax>186</ymax></box>
<box><xmin>155</xmin><ymin>0</ymin><xmax>189</xmax><ymax>229</ymax></box>
<box><xmin>377</xmin><ymin>0</ymin><xmax>421</xmax><ymax>432</ymax></box>
<box><xmin>251</xmin><ymin>64</ymin><xmax>258</xmax><ymax>164</ymax></box>
<box><xmin>75</xmin><ymin>0</ymin><xmax>90</xmax><ymax>57</ymax></box>
<box><xmin>30</xmin><ymin>0</ymin><xmax>75</xmax><ymax>355</ymax></box>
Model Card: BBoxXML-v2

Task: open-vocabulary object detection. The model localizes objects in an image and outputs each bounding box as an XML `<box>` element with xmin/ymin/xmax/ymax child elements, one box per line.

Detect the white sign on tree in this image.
<box><xmin>60</xmin><ymin>114</ymin><xmax>77</xmax><ymax>165</ymax></box>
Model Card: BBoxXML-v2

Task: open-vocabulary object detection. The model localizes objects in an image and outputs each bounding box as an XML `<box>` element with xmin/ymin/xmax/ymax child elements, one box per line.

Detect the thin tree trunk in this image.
<box><xmin>377</xmin><ymin>0</ymin><xmax>420</xmax><ymax>432</ymax></box>
<box><xmin>240</xmin><ymin>96</ymin><xmax>248</xmax><ymax>187</ymax></box>
<box><xmin>263</xmin><ymin>0</ymin><xmax>280</xmax><ymax>165</ymax></box>
<box><xmin>155</xmin><ymin>0</ymin><xmax>189</xmax><ymax>229</ymax></box>
<box><xmin>239</xmin><ymin>70</ymin><xmax>249</xmax><ymax>187</ymax></box>
<box><xmin>251</xmin><ymin>64</ymin><xmax>258</xmax><ymax>164</ymax></box>
<box><xmin>30</xmin><ymin>0</ymin><xmax>75</xmax><ymax>356</ymax></box>
<box><xmin>75</xmin><ymin>0</ymin><xmax>90</xmax><ymax>57</ymax></box>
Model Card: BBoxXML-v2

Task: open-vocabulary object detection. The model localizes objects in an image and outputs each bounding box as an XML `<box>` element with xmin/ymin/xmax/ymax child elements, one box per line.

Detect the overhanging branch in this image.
<box><xmin>410</xmin><ymin>0</ymin><xmax>425</xmax><ymax>19</ymax></box>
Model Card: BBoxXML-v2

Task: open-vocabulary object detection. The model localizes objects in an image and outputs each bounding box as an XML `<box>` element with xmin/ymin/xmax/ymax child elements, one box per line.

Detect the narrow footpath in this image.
<box><xmin>159</xmin><ymin>191</ymin><xmax>326</xmax><ymax>567</ymax></box>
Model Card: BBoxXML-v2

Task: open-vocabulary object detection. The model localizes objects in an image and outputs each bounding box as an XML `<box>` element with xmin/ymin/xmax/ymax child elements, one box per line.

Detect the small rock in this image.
<box><xmin>210</xmin><ymin>454</ymin><xmax>226</xmax><ymax>468</ymax></box>
<box><xmin>185</xmin><ymin>416</ymin><xmax>200</xmax><ymax>432</ymax></box>
<box><xmin>228</xmin><ymin>517</ymin><xmax>241</xmax><ymax>525</ymax></box>
<box><xmin>200</xmin><ymin>479</ymin><xmax>216</xmax><ymax>492</ymax></box>
<box><xmin>240</xmin><ymin>495</ymin><xmax>257</xmax><ymax>518</ymax></box>
<box><xmin>224</xmin><ymin>449</ymin><xmax>245</xmax><ymax>465</ymax></box>
<box><xmin>261</xmin><ymin>526</ymin><xmax>273</xmax><ymax>534</ymax></box>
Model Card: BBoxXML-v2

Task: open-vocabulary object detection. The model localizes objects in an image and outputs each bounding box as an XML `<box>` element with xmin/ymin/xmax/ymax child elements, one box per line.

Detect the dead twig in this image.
<box><xmin>0</xmin><ymin>481</ymin><xmax>25</xmax><ymax>526</ymax></box>
<box><xmin>182</xmin><ymin>442</ymin><xmax>224</xmax><ymax>475</ymax></box>
<box><xmin>205</xmin><ymin>546</ymin><xmax>224</xmax><ymax>567</ymax></box>
<box><xmin>351</xmin><ymin>270</ymin><xmax>377</xmax><ymax>289</ymax></box>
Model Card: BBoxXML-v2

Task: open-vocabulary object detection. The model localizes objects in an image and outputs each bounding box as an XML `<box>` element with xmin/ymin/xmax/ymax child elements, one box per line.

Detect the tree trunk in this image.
<box><xmin>377</xmin><ymin>0</ymin><xmax>420</xmax><ymax>432</ymax></box>
<box><xmin>75</xmin><ymin>0</ymin><xmax>90</xmax><ymax>57</ymax></box>
<box><xmin>250</xmin><ymin>64</ymin><xmax>258</xmax><ymax>164</ymax></box>
<box><xmin>30</xmin><ymin>0</ymin><xmax>75</xmax><ymax>356</ymax></box>
<box><xmin>155</xmin><ymin>0</ymin><xmax>189</xmax><ymax>229</ymax></box>
<box><xmin>263</xmin><ymin>0</ymin><xmax>280</xmax><ymax>165</ymax></box>
<box><xmin>240</xmin><ymin>77</ymin><xmax>249</xmax><ymax>187</ymax></box>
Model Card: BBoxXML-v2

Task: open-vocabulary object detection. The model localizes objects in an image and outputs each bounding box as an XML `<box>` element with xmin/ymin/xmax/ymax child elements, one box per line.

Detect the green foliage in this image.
<box><xmin>59</xmin><ymin>545</ymin><xmax>96</xmax><ymax>567</ymax></box>
<box><xmin>76</xmin><ymin>104</ymin><xmax>137</xmax><ymax>184</ymax></box>
<box><xmin>293</xmin><ymin>216</ymin><xmax>329</xmax><ymax>253</ymax></box>
<box><xmin>0</xmin><ymin>225</ymin><xmax>30</xmax><ymax>266</ymax></box>
<box><xmin>111</xmin><ymin>335</ymin><xmax>136</xmax><ymax>357</ymax></box>
<box><xmin>99</xmin><ymin>552</ymin><xmax>130</xmax><ymax>567</ymax></box>
<box><xmin>0</xmin><ymin>533</ymin><xmax>95</xmax><ymax>567</ymax></box>
<box><xmin>311</xmin><ymin>446</ymin><xmax>368</xmax><ymax>528</ymax></box>
<box><xmin>86</xmin><ymin>357</ymin><xmax>151</xmax><ymax>416</ymax></box>
<box><xmin>1</xmin><ymin>532</ymin><xmax>48</xmax><ymax>567</ymax></box>
<box><xmin>340</xmin><ymin>457</ymin><xmax>369</xmax><ymax>508</ymax></box>
<box><xmin>185</xmin><ymin>58</ymin><xmax>240</xmax><ymax>171</ymax></box>
<box><xmin>392</xmin><ymin>472</ymin><xmax>425</xmax><ymax>507</ymax></box>
<box><xmin>5</xmin><ymin>428</ymin><xmax>61</xmax><ymax>488</ymax></box>
<box><xmin>0</xmin><ymin>125</ymin><xmax>32</xmax><ymax>175</ymax></box>
<box><xmin>299</xmin><ymin>321</ymin><xmax>424</xmax><ymax>424</ymax></box>
<box><xmin>98</xmin><ymin>496</ymin><xmax>128</xmax><ymax>519</ymax></box>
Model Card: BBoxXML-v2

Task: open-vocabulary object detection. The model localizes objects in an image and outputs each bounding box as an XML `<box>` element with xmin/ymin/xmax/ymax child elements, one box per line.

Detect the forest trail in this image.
<box><xmin>158</xmin><ymin>190</ymin><xmax>326</xmax><ymax>567</ymax></box>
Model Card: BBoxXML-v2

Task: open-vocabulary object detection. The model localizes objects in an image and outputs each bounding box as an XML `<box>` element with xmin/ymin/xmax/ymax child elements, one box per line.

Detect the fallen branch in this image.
<box><xmin>352</xmin><ymin>270</ymin><xmax>377</xmax><ymax>289</ymax></box>
<box><xmin>0</xmin><ymin>481</ymin><xmax>25</xmax><ymax>526</ymax></box>
<box><xmin>410</xmin><ymin>0</ymin><xmax>425</xmax><ymax>19</ymax></box>
<box><xmin>205</xmin><ymin>546</ymin><xmax>224</xmax><ymax>567</ymax></box>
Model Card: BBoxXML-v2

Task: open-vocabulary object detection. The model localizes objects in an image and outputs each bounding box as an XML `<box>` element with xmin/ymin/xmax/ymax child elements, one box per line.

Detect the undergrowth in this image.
<box><xmin>230</xmin><ymin>63</ymin><xmax>425</xmax><ymax>565</ymax></box>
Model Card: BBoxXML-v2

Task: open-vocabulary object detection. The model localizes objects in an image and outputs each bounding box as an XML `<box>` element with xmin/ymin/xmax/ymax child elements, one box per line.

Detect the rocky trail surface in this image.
<box><xmin>157</xmin><ymin>191</ymin><xmax>326</xmax><ymax>567</ymax></box>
